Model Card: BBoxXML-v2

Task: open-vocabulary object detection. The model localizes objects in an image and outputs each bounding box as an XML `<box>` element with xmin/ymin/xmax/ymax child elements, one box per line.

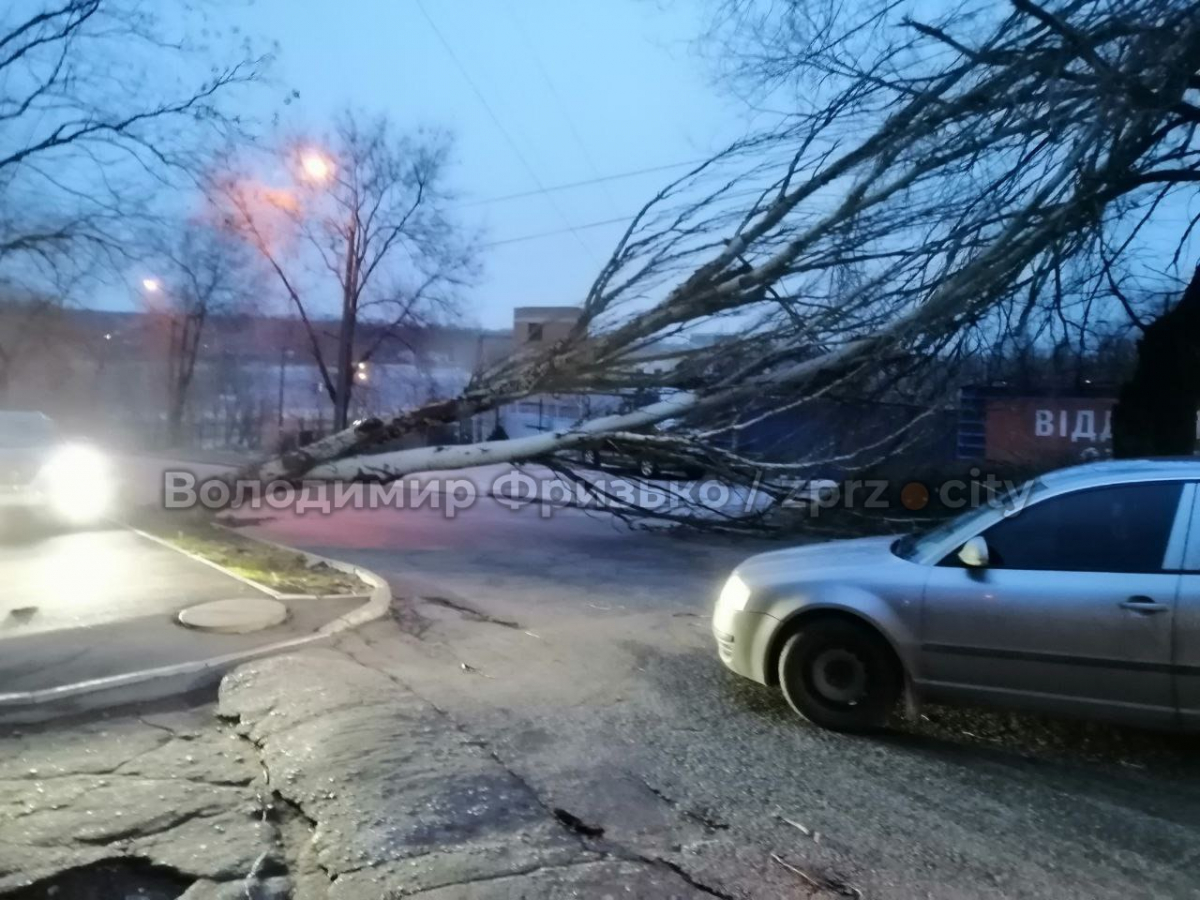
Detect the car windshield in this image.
<box><xmin>892</xmin><ymin>477</ymin><xmax>1049</xmax><ymax>560</ymax></box>
<box><xmin>0</xmin><ymin>413</ymin><xmax>55</xmax><ymax>449</ymax></box>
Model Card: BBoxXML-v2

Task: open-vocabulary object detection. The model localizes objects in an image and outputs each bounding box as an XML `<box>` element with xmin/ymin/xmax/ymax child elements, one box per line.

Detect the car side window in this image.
<box><xmin>979</xmin><ymin>481</ymin><xmax>1183</xmax><ymax>574</ymax></box>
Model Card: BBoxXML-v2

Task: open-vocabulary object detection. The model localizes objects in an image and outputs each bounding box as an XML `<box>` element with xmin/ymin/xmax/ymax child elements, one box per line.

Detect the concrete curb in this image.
<box><xmin>211</xmin><ymin>524</ymin><xmax>392</xmax><ymax>637</ymax></box>
<box><xmin>0</xmin><ymin>528</ymin><xmax>392</xmax><ymax>725</ymax></box>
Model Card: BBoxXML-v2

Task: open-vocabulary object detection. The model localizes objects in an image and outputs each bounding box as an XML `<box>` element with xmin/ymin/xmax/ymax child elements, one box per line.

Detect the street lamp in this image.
<box><xmin>299</xmin><ymin>149</ymin><xmax>334</xmax><ymax>184</ymax></box>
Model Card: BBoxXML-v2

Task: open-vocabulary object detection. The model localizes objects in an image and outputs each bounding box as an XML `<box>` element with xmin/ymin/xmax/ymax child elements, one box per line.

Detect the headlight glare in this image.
<box><xmin>718</xmin><ymin>574</ymin><xmax>751</xmax><ymax>611</ymax></box>
<box><xmin>40</xmin><ymin>444</ymin><xmax>113</xmax><ymax>524</ymax></box>
<box><xmin>714</xmin><ymin>573</ymin><xmax>751</xmax><ymax>634</ymax></box>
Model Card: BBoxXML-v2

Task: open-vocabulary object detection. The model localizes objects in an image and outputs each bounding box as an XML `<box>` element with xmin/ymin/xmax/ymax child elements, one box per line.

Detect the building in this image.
<box><xmin>957</xmin><ymin>384</ymin><xmax>1200</xmax><ymax>466</ymax></box>
<box><xmin>0</xmin><ymin>304</ymin><xmax>511</xmax><ymax>451</ymax></box>
<box><xmin>512</xmin><ymin>306</ymin><xmax>579</xmax><ymax>348</ymax></box>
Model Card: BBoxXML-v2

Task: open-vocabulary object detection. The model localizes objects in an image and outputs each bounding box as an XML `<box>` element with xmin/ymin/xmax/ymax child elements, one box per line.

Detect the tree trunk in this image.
<box><xmin>333</xmin><ymin>224</ymin><xmax>358</xmax><ymax>432</ymax></box>
<box><xmin>166</xmin><ymin>315</ymin><xmax>201</xmax><ymax>449</ymax></box>
<box><xmin>167</xmin><ymin>399</ymin><xmax>186</xmax><ymax>448</ymax></box>
<box><xmin>334</xmin><ymin>318</ymin><xmax>356</xmax><ymax>431</ymax></box>
<box><xmin>1111</xmin><ymin>265</ymin><xmax>1200</xmax><ymax>458</ymax></box>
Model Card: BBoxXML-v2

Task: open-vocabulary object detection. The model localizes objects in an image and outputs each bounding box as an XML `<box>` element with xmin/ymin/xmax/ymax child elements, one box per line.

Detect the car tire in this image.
<box><xmin>777</xmin><ymin>618</ymin><xmax>901</xmax><ymax>732</ymax></box>
<box><xmin>584</xmin><ymin>450</ymin><xmax>600</xmax><ymax>468</ymax></box>
<box><xmin>639</xmin><ymin>459</ymin><xmax>657</xmax><ymax>478</ymax></box>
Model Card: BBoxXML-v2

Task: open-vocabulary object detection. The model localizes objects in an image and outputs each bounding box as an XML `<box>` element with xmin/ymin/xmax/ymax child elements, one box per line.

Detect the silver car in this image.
<box><xmin>714</xmin><ymin>459</ymin><xmax>1200</xmax><ymax>732</ymax></box>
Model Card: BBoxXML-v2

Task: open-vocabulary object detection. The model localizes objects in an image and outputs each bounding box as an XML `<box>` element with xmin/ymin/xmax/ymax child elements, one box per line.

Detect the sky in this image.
<box><xmin>226</xmin><ymin>0</ymin><xmax>743</xmax><ymax>330</ymax></box>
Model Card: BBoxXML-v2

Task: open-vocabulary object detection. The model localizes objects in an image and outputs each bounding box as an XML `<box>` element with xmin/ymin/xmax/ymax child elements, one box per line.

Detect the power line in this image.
<box><xmin>483</xmin><ymin>214</ymin><xmax>634</xmax><ymax>249</ymax></box>
<box><xmin>481</xmin><ymin>184</ymin><xmax>772</xmax><ymax>249</ymax></box>
<box><xmin>454</xmin><ymin>159</ymin><xmax>707</xmax><ymax>209</ymax></box>
<box><xmin>501</xmin><ymin>0</ymin><xmax>620</xmax><ymax>216</ymax></box>
<box><xmin>413</xmin><ymin>0</ymin><xmax>599</xmax><ymax>263</ymax></box>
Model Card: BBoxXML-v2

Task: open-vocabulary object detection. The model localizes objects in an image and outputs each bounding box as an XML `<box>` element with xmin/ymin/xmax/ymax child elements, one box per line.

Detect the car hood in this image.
<box><xmin>735</xmin><ymin>535</ymin><xmax>900</xmax><ymax>585</ymax></box>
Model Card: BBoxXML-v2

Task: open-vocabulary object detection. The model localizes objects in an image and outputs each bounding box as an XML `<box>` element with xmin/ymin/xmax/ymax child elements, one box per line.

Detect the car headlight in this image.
<box><xmin>40</xmin><ymin>444</ymin><xmax>113</xmax><ymax>523</ymax></box>
<box><xmin>714</xmin><ymin>572</ymin><xmax>751</xmax><ymax>635</ymax></box>
<box><xmin>42</xmin><ymin>445</ymin><xmax>108</xmax><ymax>481</ymax></box>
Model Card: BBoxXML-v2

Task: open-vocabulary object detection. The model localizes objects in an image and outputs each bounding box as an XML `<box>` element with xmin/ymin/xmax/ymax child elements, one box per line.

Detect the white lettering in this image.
<box><xmin>1035</xmin><ymin>409</ymin><xmax>1054</xmax><ymax>437</ymax></box>
<box><xmin>163</xmin><ymin>472</ymin><xmax>196</xmax><ymax>509</ymax></box>
<box><xmin>198</xmin><ymin>479</ymin><xmax>230</xmax><ymax>509</ymax></box>
<box><xmin>1071</xmin><ymin>410</ymin><xmax>1096</xmax><ymax>442</ymax></box>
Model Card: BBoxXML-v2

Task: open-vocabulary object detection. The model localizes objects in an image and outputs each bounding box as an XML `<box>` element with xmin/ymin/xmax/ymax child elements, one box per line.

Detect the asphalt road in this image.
<box><xmin>235</xmin><ymin>492</ymin><xmax>1200</xmax><ymax>900</ymax></box>
<box><xmin>6</xmin><ymin>456</ymin><xmax>1194</xmax><ymax>897</ymax></box>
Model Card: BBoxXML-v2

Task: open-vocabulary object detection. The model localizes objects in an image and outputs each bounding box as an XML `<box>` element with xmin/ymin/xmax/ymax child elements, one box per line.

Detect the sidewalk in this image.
<box><xmin>216</xmin><ymin>648</ymin><xmax>720</xmax><ymax>899</ymax></box>
<box><xmin>0</xmin><ymin>522</ymin><xmax>379</xmax><ymax>721</ymax></box>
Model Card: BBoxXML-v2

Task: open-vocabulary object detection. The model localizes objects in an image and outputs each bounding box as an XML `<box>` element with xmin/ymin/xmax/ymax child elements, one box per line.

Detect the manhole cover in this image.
<box><xmin>177</xmin><ymin>597</ymin><xmax>288</xmax><ymax>634</ymax></box>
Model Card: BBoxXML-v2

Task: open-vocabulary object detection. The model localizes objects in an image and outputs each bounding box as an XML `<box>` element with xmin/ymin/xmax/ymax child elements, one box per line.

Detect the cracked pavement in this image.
<box><xmin>218</xmin><ymin>651</ymin><xmax>722</xmax><ymax>898</ymax></box>
<box><xmin>0</xmin><ymin>702</ymin><xmax>289</xmax><ymax>899</ymax></box>
<box><xmin>0</xmin><ymin>650</ymin><xmax>724</xmax><ymax>899</ymax></box>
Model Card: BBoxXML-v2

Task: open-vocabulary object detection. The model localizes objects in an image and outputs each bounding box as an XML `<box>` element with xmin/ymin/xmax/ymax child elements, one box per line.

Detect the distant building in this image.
<box><xmin>512</xmin><ymin>306</ymin><xmax>579</xmax><ymax>348</ymax></box>
<box><xmin>1</xmin><ymin>298</ymin><xmax>723</xmax><ymax>456</ymax></box>
<box><xmin>0</xmin><ymin>305</ymin><xmax>510</xmax><ymax>451</ymax></box>
<box><xmin>477</xmin><ymin>308</ymin><xmax>720</xmax><ymax>442</ymax></box>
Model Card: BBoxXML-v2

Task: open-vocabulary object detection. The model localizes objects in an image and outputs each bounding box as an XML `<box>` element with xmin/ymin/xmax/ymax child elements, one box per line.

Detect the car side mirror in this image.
<box><xmin>957</xmin><ymin>536</ymin><xmax>990</xmax><ymax>568</ymax></box>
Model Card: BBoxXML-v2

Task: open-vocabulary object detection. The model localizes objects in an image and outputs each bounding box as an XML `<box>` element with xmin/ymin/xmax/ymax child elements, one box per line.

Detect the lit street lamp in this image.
<box><xmin>300</xmin><ymin>149</ymin><xmax>334</xmax><ymax>184</ymax></box>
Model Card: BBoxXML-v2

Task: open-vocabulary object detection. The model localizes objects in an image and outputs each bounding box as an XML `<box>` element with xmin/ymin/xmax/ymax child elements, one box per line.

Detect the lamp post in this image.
<box><xmin>277</xmin><ymin>342</ymin><xmax>287</xmax><ymax>430</ymax></box>
<box><xmin>297</xmin><ymin>147</ymin><xmax>359</xmax><ymax>431</ymax></box>
<box><xmin>141</xmin><ymin>276</ymin><xmax>183</xmax><ymax>446</ymax></box>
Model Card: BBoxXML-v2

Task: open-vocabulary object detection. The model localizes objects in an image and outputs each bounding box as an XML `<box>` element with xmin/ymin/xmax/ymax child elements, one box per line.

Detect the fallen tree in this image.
<box><xmin>237</xmin><ymin>0</ymin><xmax>1200</xmax><ymax>525</ymax></box>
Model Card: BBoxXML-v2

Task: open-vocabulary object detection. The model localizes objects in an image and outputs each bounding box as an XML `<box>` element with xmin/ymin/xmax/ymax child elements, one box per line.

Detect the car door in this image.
<box><xmin>919</xmin><ymin>480</ymin><xmax>1190</xmax><ymax>728</ymax></box>
<box><xmin>1172</xmin><ymin>487</ymin><xmax>1200</xmax><ymax>730</ymax></box>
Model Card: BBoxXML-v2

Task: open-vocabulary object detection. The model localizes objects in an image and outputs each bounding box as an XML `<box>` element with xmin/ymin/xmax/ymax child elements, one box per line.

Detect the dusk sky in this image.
<box><xmin>229</xmin><ymin>0</ymin><xmax>745</xmax><ymax>330</ymax></box>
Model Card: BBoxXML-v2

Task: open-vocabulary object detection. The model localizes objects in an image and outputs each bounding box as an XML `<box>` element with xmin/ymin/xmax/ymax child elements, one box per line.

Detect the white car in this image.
<box><xmin>0</xmin><ymin>411</ymin><xmax>114</xmax><ymax>525</ymax></box>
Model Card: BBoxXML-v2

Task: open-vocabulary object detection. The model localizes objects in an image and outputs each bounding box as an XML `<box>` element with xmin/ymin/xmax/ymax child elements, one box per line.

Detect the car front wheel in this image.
<box><xmin>777</xmin><ymin>618</ymin><xmax>901</xmax><ymax>732</ymax></box>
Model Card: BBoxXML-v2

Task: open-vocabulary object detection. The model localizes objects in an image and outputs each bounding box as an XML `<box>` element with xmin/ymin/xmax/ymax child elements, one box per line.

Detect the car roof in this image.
<box><xmin>1041</xmin><ymin>458</ymin><xmax>1200</xmax><ymax>491</ymax></box>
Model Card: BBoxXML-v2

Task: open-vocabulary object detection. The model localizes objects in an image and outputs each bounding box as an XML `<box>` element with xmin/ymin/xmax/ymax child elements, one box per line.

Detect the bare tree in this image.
<box><xmin>147</xmin><ymin>224</ymin><xmax>261</xmax><ymax>447</ymax></box>
<box><xmin>0</xmin><ymin>285</ymin><xmax>70</xmax><ymax>401</ymax></box>
<box><xmin>220</xmin><ymin>112</ymin><xmax>477</xmax><ymax>431</ymax></box>
<box><xmin>0</xmin><ymin>1</ymin><xmax>265</xmax><ymax>366</ymax></box>
<box><xmin>232</xmin><ymin>0</ymin><xmax>1200</xmax><ymax>527</ymax></box>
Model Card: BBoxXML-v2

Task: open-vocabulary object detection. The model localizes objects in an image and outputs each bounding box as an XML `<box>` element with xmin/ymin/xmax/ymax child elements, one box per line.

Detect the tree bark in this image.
<box><xmin>165</xmin><ymin>313</ymin><xmax>205</xmax><ymax>448</ymax></box>
<box><xmin>1111</xmin><ymin>265</ymin><xmax>1200</xmax><ymax>458</ymax></box>
<box><xmin>333</xmin><ymin>222</ymin><xmax>359</xmax><ymax>431</ymax></box>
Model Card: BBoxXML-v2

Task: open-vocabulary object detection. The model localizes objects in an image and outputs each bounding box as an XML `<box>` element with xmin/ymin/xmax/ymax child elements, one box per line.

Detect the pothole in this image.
<box><xmin>2</xmin><ymin>859</ymin><xmax>193</xmax><ymax>899</ymax></box>
<box><xmin>553</xmin><ymin>807</ymin><xmax>606</xmax><ymax>838</ymax></box>
<box><xmin>177</xmin><ymin>597</ymin><xmax>289</xmax><ymax>634</ymax></box>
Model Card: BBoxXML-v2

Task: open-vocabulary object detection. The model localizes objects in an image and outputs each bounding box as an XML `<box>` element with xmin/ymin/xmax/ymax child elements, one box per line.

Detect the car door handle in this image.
<box><xmin>1118</xmin><ymin>596</ymin><xmax>1170</xmax><ymax>614</ymax></box>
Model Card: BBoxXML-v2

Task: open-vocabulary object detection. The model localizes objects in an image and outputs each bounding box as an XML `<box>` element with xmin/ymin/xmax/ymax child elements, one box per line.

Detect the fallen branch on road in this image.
<box><xmin>771</xmin><ymin>852</ymin><xmax>863</xmax><ymax>899</ymax></box>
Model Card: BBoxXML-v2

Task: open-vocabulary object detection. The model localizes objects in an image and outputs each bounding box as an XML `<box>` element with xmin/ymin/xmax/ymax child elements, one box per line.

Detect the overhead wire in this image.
<box><xmin>412</xmin><ymin>0</ymin><xmax>600</xmax><ymax>263</ymax></box>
